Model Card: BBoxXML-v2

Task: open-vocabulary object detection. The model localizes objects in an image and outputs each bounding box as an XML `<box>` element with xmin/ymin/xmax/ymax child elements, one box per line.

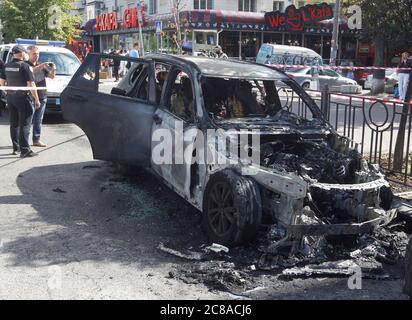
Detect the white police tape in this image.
<box><xmin>265</xmin><ymin>64</ymin><xmax>411</xmax><ymax>71</ymax></box>
<box><xmin>0</xmin><ymin>86</ymin><xmax>49</xmax><ymax>90</ymax></box>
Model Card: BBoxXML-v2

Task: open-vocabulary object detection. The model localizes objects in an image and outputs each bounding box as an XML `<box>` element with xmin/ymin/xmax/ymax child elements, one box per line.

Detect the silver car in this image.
<box><xmin>287</xmin><ymin>67</ymin><xmax>360</xmax><ymax>91</ymax></box>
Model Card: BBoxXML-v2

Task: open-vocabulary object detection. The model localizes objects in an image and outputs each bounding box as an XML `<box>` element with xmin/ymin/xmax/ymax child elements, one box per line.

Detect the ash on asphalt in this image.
<box><xmin>12</xmin><ymin>157</ymin><xmax>409</xmax><ymax>298</ymax></box>
<box><xmin>101</xmin><ymin>165</ymin><xmax>411</xmax><ymax>297</ymax></box>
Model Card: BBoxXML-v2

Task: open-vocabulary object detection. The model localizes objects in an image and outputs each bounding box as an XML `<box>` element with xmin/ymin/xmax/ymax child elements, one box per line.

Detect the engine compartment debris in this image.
<box><xmin>205</xmin><ymin>243</ymin><xmax>230</xmax><ymax>254</ymax></box>
<box><xmin>158</xmin><ymin>242</ymin><xmax>203</xmax><ymax>261</ymax></box>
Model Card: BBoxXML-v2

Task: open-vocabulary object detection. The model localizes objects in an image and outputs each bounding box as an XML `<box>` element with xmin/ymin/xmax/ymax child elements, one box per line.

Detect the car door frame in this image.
<box><xmin>61</xmin><ymin>53</ymin><xmax>157</xmax><ymax>165</ymax></box>
<box><xmin>151</xmin><ymin>63</ymin><xmax>201</xmax><ymax>200</ymax></box>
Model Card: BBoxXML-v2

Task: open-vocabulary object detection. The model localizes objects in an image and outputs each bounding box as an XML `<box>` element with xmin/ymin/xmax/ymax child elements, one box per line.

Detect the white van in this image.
<box><xmin>256</xmin><ymin>44</ymin><xmax>323</xmax><ymax>67</ymax></box>
<box><xmin>0</xmin><ymin>39</ymin><xmax>81</xmax><ymax>114</ymax></box>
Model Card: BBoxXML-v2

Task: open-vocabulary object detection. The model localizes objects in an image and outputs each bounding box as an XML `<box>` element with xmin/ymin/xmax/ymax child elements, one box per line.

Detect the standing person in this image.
<box><xmin>112</xmin><ymin>50</ymin><xmax>121</xmax><ymax>82</ymax></box>
<box><xmin>347</xmin><ymin>62</ymin><xmax>355</xmax><ymax>80</ymax></box>
<box><xmin>0</xmin><ymin>45</ymin><xmax>41</xmax><ymax>157</ymax></box>
<box><xmin>213</xmin><ymin>45</ymin><xmax>228</xmax><ymax>59</ymax></box>
<box><xmin>27</xmin><ymin>45</ymin><xmax>56</xmax><ymax>147</ymax></box>
<box><xmin>310</xmin><ymin>64</ymin><xmax>320</xmax><ymax>91</ymax></box>
<box><xmin>397</xmin><ymin>52</ymin><xmax>412</xmax><ymax>101</ymax></box>
<box><xmin>119</xmin><ymin>49</ymin><xmax>127</xmax><ymax>77</ymax></box>
<box><xmin>0</xmin><ymin>58</ymin><xmax>5</xmax><ymax>117</ymax></box>
<box><xmin>129</xmin><ymin>42</ymin><xmax>140</xmax><ymax>59</ymax></box>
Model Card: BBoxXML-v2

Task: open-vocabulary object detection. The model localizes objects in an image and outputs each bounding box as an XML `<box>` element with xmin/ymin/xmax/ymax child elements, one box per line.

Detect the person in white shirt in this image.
<box><xmin>129</xmin><ymin>42</ymin><xmax>140</xmax><ymax>58</ymax></box>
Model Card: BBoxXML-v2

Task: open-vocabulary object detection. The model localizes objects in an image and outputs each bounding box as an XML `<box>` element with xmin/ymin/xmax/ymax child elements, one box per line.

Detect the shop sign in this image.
<box><xmin>96</xmin><ymin>12</ymin><xmax>119</xmax><ymax>31</ymax></box>
<box><xmin>96</xmin><ymin>6</ymin><xmax>146</xmax><ymax>32</ymax></box>
<box><xmin>123</xmin><ymin>7</ymin><xmax>146</xmax><ymax>29</ymax></box>
<box><xmin>265</xmin><ymin>3</ymin><xmax>333</xmax><ymax>32</ymax></box>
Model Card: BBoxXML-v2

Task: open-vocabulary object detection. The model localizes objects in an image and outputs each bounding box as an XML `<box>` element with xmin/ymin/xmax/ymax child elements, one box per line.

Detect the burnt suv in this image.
<box><xmin>61</xmin><ymin>53</ymin><xmax>396</xmax><ymax>247</ymax></box>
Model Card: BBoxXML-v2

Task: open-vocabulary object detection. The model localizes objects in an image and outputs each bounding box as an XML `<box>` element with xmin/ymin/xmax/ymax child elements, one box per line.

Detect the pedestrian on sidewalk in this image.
<box><xmin>111</xmin><ymin>50</ymin><xmax>121</xmax><ymax>82</ymax></box>
<box><xmin>397</xmin><ymin>52</ymin><xmax>412</xmax><ymax>101</ymax></box>
<box><xmin>0</xmin><ymin>45</ymin><xmax>40</xmax><ymax>158</ymax></box>
<box><xmin>0</xmin><ymin>59</ymin><xmax>5</xmax><ymax>117</ymax></box>
<box><xmin>27</xmin><ymin>45</ymin><xmax>56</xmax><ymax>147</ymax></box>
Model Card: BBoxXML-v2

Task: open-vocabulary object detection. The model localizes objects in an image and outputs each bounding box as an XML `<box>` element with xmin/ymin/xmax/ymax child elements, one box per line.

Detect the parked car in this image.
<box><xmin>61</xmin><ymin>53</ymin><xmax>396</xmax><ymax>246</ymax></box>
<box><xmin>384</xmin><ymin>70</ymin><xmax>399</xmax><ymax>95</ymax></box>
<box><xmin>286</xmin><ymin>66</ymin><xmax>361</xmax><ymax>93</ymax></box>
<box><xmin>0</xmin><ymin>39</ymin><xmax>81</xmax><ymax>114</ymax></box>
<box><xmin>364</xmin><ymin>69</ymin><xmax>399</xmax><ymax>96</ymax></box>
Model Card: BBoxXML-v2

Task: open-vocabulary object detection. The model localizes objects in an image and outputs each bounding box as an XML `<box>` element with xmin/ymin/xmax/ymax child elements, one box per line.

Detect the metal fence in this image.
<box><xmin>281</xmin><ymin>87</ymin><xmax>412</xmax><ymax>187</ymax></box>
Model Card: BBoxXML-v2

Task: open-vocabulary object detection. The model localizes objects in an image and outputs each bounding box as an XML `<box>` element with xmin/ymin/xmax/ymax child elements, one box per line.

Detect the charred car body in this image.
<box><xmin>61</xmin><ymin>54</ymin><xmax>396</xmax><ymax>247</ymax></box>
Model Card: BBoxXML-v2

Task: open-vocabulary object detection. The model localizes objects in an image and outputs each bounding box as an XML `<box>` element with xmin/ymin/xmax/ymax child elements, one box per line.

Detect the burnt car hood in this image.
<box><xmin>214</xmin><ymin>110</ymin><xmax>331</xmax><ymax>136</ymax></box>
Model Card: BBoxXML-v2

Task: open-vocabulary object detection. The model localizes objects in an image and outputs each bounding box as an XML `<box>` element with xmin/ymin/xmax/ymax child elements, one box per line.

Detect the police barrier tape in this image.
<box><xmin>265</xmin><ymin>64</ymin><xmax>411</xmax><ymax>71</ymax></box>
<box><xmin>0</xmin><ymin>86</ymin><xmax>49</xmax><ymax>90</ymax></box>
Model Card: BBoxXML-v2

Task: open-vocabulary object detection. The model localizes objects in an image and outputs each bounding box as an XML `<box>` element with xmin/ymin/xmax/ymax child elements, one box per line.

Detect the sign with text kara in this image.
<box><xmin>96</xmin><ymin>12</ymin><xmax>119</xmax><ymax>31</ymax></box>
<box><xmin>265</xmin><ymin>3</ymin><xmax>333</xmax><ymax>32</ymax></box>
<box><xmin>96</xmin><ymin>6</ymin><xmax>146</xmax><ymax>32</ymax></box>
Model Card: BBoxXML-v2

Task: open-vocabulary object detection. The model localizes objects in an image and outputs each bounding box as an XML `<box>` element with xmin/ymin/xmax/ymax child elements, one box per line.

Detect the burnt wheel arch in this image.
<box><xmin>202</xmin><ymin>170</ymin><xmax>262</xmax><ymax>247</ymax></box>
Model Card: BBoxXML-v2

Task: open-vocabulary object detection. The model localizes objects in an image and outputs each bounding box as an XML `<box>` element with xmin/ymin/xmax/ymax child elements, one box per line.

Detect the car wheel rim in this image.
<box><xmin>207</xmin><ymin>182</ymin><xmax>235</xmax><ymax>238</ymax></box>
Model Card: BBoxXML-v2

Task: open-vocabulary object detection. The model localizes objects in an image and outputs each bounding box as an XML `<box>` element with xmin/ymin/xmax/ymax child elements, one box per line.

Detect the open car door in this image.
<box><xmin>61</xmin><ymin>53</ymin><xmax>156</xmax><ymax>165</ymax></box>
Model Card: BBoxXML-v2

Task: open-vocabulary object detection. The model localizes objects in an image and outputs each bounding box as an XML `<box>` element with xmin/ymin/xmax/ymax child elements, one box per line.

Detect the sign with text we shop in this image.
<box><xmin>265</xmin><ymin>3</ymin><xmax>333</xmax><ymax>32</ymax></box>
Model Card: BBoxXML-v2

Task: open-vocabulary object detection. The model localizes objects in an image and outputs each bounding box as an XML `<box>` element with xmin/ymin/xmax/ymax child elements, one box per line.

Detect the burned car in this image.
<box><xmin>61</xmin><ymin>53</ymin><xmax>396</xmax><ymax>248</ymax></box>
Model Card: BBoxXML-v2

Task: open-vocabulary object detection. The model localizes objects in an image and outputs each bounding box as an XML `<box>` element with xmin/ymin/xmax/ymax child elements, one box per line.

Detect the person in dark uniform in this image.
<box><xmin>0</xmin><ymin>45</ymin><xmax>41</xmax><ymax>157</ymax></box>
<box><xmin>0</xmin><ymin>59</ymin><xmax>5</xmax><ymax>116</ymax></box>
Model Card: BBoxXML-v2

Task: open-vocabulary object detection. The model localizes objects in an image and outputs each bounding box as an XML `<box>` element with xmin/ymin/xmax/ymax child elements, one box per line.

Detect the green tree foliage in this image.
<box><xmin>0</xmin><ymin>0</ymin><xmax>82</xmax><ymax>43</ymax></box>
<box><xmin>344</xmin><ymin>0</ymin><xmax>412</xmax><ymax>64</ymax></box>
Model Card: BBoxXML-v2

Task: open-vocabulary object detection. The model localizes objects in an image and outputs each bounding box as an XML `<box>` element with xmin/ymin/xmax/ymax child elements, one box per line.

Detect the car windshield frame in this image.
<box><xmin>200</xmin><ymin>74</ymin><xmax>326</xmax><ymax>126</ymax></box>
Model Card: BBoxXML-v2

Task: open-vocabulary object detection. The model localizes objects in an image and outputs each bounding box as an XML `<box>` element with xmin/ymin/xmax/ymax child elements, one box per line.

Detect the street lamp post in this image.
<box><xmin>137</xmin><ymin>0</ymin><xmax>145</xmax><ymax>56</ymax></box>
<box><xmin>330</xmin><ymin>0</ymin><xmax>341</xmax><ymax>66</ymax></box>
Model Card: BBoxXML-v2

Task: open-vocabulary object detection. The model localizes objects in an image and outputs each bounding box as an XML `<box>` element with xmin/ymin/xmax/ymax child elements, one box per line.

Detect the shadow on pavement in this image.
<box><xmin>0</xmin><ymin>161</ymin><xmax>205</xmax><ymax>268</ymax></box>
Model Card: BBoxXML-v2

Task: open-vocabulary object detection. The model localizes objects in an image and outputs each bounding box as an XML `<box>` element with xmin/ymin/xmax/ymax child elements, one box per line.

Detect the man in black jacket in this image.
<box><xmin>0</xmin><ymin>59</ymin><xmax>5</xmax><ymax>116</ymax></box>
<box><xmin>0</xmin><ymin>45</ymin><xmax>40</xmax><ymax>157</ymax></box>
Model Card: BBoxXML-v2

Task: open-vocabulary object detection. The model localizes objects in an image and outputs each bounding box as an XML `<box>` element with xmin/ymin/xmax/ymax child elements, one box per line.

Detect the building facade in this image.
<box><xmin>79</xmin><ymin>0</ymin><xmax>364</xmax><ymax>64</ymax></box>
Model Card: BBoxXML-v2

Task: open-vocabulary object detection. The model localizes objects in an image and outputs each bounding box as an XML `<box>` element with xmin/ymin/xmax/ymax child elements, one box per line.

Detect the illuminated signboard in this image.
<box><xmin>96</xmin><ymin>6</ymin><xmax>145</xmax><ymax>32</ymax></box>
<box><xmin>96</xmin><ymin>12</ymin><xmax>118</xmax><ymax>31</ymax></box>
<box><xmin>265</xmin><ymin>3</ymin><xmax>333</xmax><ymax>32</ymax></box>
<box><xmin>123</xmin><ymin>7</ymin><xmax>146</xmax><ymax>29</ymax></box>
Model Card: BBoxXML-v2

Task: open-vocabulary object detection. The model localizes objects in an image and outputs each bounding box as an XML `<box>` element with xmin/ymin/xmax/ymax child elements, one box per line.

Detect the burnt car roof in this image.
<box><xmin>146</xmin><ymin>54</ymin><xmax>289</xmax><ymax>81</ymax></box>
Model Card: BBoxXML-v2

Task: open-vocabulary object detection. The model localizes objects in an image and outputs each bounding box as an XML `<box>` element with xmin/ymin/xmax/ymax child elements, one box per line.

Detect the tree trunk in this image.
<box><xmin>393</xmin><ymin>69</ymin><xmax>412</xmax><ymax>171</ymax></box>
<box><xmin>370</xmin><ymin>36</ymin><xmax>385</xmax><ymax>94</ymax></box>
<box><xmin>373</xmin><ymin>35</ymin><xmax>385</xmax><ymax>67</ymax></box>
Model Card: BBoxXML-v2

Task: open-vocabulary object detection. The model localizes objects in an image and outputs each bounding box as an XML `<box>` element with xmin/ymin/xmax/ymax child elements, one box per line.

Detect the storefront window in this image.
<box><xmin>238</xmin><ymin>0</ymin><xmax>256</xmax><ymax>12</ymax></box>
<box><xmin>193</xmin><ymin>0</ymin><xmax>213</xmax><ymax>10</ymax></box>
<box><xmin>241</xmin><ymin>32</ymin><xmax>260</xmax><ymax>60</ymax></box>
<box><xmin>220</xmin><ymin>31</ymin><xmax>240</xmax><ymax>58</ymax></box>
<box><xmin>273</xmin><ymin>1</ymin><xmax>284</xmax><ymax>12</ymax></box>
<box><xmin>149</xmin><ymin>0</ymin><xmax>157</xmax><ymax>14</ymax></box>
<box><xmin>263</xmin><ymin>32</ymin><xmax>282</xmax><ymax>45</ymax></box>
<box><xmin>285</xmin><ymin>34</ymin><xmax>302</xmax><ymax>47</ymax></box>
<box><xmin>305</xmin><ymin>35</ymin><xmax>322</xmax><ymax>55</ymax></box>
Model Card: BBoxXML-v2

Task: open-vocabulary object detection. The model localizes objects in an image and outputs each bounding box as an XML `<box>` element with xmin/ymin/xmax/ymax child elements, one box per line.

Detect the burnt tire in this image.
<box><xmin>202</xmin><ymin>170</ymin><xmax>262</xmax><ymax>247</ymax></box>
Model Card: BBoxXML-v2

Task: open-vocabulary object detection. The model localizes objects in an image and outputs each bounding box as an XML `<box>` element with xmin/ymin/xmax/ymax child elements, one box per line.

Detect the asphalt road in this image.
<box><xmin>0</xmin><ymin>111</ymin><xmax>409</xmax><ymax>300</ymax></box>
